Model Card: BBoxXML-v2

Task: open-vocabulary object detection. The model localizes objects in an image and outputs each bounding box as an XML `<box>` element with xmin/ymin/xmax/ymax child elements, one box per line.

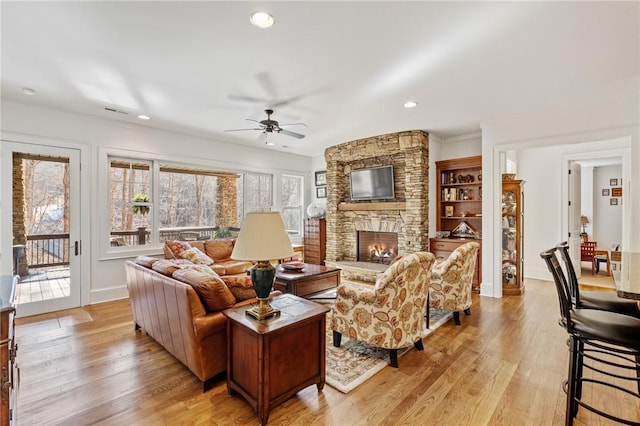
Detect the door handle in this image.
<box><xmin>74</xmin><ymin>241</ymin><xmax>79</xmax><ymax>256</ymax></box>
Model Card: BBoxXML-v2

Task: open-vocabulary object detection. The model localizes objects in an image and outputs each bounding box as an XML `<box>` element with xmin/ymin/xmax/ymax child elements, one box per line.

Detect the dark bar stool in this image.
<box><xmin>556</xmin><ymin>242</ymin><xmax>640</xmax><ymax>318</ymax></box>
<box><xmin>540</xmin><ymin>248</ymin><xmax>640</xmax><ymax>426</ymax></box>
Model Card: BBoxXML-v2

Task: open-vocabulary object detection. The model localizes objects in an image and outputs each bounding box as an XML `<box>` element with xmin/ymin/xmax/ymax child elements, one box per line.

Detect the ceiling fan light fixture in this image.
<box><xmin>250</xmin><ymin>11</ymin><xmax>275</xmax><ymax>29</ymax></box>
<box><xmin>404</xmin><ymin>101</ymin><xmax>418</xmax><ymax>108</ymax></box>
<box><xmin>137</xmin><ymin>114</ymin><xmax>151</xmax><ymax>120</ymax></box>
<box><xmin>265</xmin><ymin>141</ymin><xmax>275</xmax><ymax>146</ymax></box>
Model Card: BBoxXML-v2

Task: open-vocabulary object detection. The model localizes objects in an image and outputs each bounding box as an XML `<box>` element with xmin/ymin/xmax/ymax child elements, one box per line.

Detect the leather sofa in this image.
<box><xmin>125</xmin><ymin>255</ymin><xmax>276</xmax><ymax>391</ymax></box>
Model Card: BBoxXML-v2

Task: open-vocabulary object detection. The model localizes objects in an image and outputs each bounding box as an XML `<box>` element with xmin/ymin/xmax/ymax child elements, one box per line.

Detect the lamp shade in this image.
<box><xmin>231</xmin><ymin>211</ymin><xmax>294</xmax><ymax>261</ymax></box>
<box><xmin>580</xmin><ymin>215</ymin><xmax>589</xmax><ymax>225</ymax></box>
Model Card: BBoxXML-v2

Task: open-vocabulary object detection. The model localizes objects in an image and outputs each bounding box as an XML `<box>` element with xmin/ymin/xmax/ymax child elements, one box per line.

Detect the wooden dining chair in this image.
<box><xmin>580</xmin><ymin>241</ymin><xmax>596</xmax><ymax>275</ymax></box>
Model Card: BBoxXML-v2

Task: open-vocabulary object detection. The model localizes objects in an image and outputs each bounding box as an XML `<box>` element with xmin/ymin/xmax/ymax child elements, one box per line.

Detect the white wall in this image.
<box><xmin>592</xmin><ymin>165</ymin><xmax>623</xmax><ymax>249</ymax></box>
<box><xmin>482</xmin><ymin>94</ymin><xmax>639</xmax><ymax>297</ymax></box>
<box><xmin>580</xmin><ymin>165</ymin><xmax>594</xmax><ymax>236</ymax></box>
<box><xmin>1</xmin><ymin>101</ymin><xmax>312</xmax><ymax>304</ymax></box>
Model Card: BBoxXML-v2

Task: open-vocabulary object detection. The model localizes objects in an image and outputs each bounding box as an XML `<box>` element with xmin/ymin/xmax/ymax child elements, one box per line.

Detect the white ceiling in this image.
<box><xmin>2</xmin><ymin>1</ymin><xmax>638</xmax><ymax>157</ymax></box>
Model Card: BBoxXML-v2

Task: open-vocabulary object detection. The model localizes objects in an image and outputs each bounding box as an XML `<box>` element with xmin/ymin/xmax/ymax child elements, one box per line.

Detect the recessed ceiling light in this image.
<box><xmin>137</xmin><ymin>114</ymin><xmax>151</xmax><ymax>120</ymax></box>
<box><xmin>250</xmin><ymin>11</ymin><xmax>275</xmax><ymax>29</ymax></box>
<box><xmin>404</xmin><ymin>101</ymin><xmax>418</xmax><ymax>108</ymax></box>
<box><xmin>22</xmin><ymin>87</ymin><xmax>36</xmax><ymax>95</ymax></box>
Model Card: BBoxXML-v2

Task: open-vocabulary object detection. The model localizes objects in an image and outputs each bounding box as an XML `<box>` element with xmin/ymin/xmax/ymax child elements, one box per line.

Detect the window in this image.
<box><xmin>109</xmin><ymin>158</ymin><xmax>152</xmax><ymax>246</ymax></box>
<box><xmin>107</xmin><ymin>155</ymin><xmax>272</xmax><ymax>250</ymax></box>
<box><xmin>281</xmin><ymin>175</ymin><xmax>303</xmax><ymax>236</ymax></box>
<box><xmin>241</xmin><ymin>172</ymin><xmax>273</xmax><ymax>216</ymax></box>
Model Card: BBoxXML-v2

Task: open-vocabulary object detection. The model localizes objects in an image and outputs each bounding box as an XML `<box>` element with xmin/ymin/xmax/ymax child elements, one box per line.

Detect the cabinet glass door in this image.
<box><xmin>502</xmin><ymin>190</ymin><xmax>517</xmax><ymax>285</ymax></box>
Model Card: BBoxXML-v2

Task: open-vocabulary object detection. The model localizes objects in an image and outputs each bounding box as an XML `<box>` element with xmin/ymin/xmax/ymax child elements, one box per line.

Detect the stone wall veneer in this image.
<box><xmin>324</xmin><ymin>130</ymin><xmax>429</xmax><ymax>263</ymax></box>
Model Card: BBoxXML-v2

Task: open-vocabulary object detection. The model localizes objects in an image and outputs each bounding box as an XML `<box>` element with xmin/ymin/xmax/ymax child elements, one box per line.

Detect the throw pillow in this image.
<box><xmin>221</xmin><ymin>260</ymin><xmax>253</xmax><ymax>275</ymax></box>
<box><xmin>180</xmin><ymin>247</ymin><xmax>214</xmax><ymax>265</ymax></box>
<box><xmin>204</xmin><ymin>239</ymin><xmax>234</xmax><ymax>261</ymax></box>
<box><xmin>178</xmin><ymin>264</ymin><xmax>215</xmax><ymax>274</ymax></box>
<box><xmin>221</xmin><ymin>274</ymin><xmax>256</xmax><ymax>301</ymax></box>
<box><xmin>163</xmin><ymin>240</ymin><xmax>192</xmax><ymax>259</ymax></box>
<box><xmin>152</xmin><ymin>259</ymin><xmax>192</xmax><ymax>276</ymax></box>
<box><xmin>133</xmin><ymin>255</ymin><xmax>161</xmax><ymax>269</ymax></box>
<box><xmin>172</xmin><ymin>269</ymin><xmax>236</xmax><ymax>312</ymax></box>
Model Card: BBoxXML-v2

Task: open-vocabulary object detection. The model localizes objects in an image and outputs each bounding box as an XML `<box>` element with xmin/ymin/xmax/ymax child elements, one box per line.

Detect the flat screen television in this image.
<box><xmin>350</xmin><ymin>165</ymin><xmax>395</xmax><ymax>200</ymax></box>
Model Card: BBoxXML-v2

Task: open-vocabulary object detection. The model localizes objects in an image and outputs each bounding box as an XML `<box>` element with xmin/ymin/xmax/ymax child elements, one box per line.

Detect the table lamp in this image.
<box><xmin>580</xmin><ymin>215</ymin><xmax>589</xmax><ymax>234</ymax></box>
<box><xmin>231</xmin><ymin>211</ymin><xmax>294</xmax><ymax>319</ymax></box>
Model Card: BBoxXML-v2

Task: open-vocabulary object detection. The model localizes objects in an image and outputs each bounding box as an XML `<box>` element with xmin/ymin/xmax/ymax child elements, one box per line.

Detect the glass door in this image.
<box><xmin>2</xmin><ymin>142</ymin><xmax>82</xmax><ymax>317</ymax></box>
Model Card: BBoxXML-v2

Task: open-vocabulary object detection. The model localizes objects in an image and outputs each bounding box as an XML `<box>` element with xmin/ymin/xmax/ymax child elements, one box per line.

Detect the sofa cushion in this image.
<box><xmin>221</xmin><ymin>274</ymin><xmax>257</xmax><ymax>301</ymax></box>
<box><xmin>172</xmin><ymin>269</ymin><xmax>237</xmax><ymax>312</ymax></box>
<box><xmin>152</xmin><ymin>259</ymin><xmax>193</xmax><ymax>276</ymax></box>
<box><xmin>204</xmin><ymin>239</ymin><xmax>234</xmax><ymax>261</ymax></box>
<box><xmin>180</xmin><ymin>247</ymin><xmax>214</xmax><ymax>265</ymax></box>
<box><xmin>178</xmin><ymin>263</ymin><xmax>215</xmax><ymax>274</ymax></box>
<box><xmin>164</xmin><ymin>240</ymin><xmax>192</xmax><ymax>259</ymax></box>
<box><xmin>219</xmin><ymin>260</ymin><xmax>253</xmax><ymax>275</ymax></box>
<box><xmin>133</xmin><ymin>255</ymin><xmax>162</xmax><ymax>269</ymax></box>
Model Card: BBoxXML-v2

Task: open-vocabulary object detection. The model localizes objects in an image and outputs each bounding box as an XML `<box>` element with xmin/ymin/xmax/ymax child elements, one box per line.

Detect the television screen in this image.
<box><xmin>350</xmin><ymin>166</ymin><xmax>395</xmax><ymax>200</ymax></box>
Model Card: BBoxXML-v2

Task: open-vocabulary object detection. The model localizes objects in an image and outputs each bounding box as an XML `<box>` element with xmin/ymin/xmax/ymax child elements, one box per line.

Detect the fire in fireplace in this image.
<box><xmin>357</xmin><ymin>231</ymin><xmax>398</xmax><ymax>265</ymax></box>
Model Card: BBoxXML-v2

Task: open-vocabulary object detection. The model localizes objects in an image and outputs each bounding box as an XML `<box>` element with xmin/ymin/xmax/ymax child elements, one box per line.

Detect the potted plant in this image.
<box><xmin>132</xmin><ymin>194</ymin><xmax>150</xmax><ymax>215</ymax></box>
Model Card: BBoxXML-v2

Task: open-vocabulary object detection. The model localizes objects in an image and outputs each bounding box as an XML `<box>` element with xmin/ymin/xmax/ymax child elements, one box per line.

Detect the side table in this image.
<box><xmin>223</xmin><ymin>294</ymin><xmax>329</xmax><ymax>425</ymax></box>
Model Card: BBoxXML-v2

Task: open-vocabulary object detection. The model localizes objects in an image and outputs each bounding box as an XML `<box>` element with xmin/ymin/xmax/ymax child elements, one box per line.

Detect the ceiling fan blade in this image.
<box><xmin>279</xmin><ymin>122</ymin><xmax>308</xmax><ymax>128</ymax></box>
<box><xmin>228</xmin><ymin>94</ymin><xmax>267</xmax><ymax>103</ymax></box>
<box><xmin>224</xmin><ymin>128</ymin><xmax>263</xmax><ymax>132</ymax></box>
<box><xmin>245</xmin><ymin>118</ymin><xmax>263</xmax><ymax>125</ymax></box>
<box><xmin>256</xmin><ymin>71</ymin><xmax>278</xmax><ymax>99</ymax></box>
<box><xmin>278</xmin><ymin>129</ymin><xmax>305</xmax><ymax>139</ymax></box>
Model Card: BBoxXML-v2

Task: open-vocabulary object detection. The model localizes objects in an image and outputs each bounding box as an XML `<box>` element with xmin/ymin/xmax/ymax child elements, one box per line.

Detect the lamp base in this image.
<box><xmin>246</xmin><ymin>297</ymin><xmax>280</xmax><ymax>320</ymax></box>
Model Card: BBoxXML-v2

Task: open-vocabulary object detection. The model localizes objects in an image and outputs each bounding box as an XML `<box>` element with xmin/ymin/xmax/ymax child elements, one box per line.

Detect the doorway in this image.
<box><xmin>565</xmin><ymin>151</ymin><xmax>627</xmax><ymax>289</ymax></box>
<box><xmin>2</xmin><ymin>142</ymin><xmax>82</xmax><ymax>317</ymax></box>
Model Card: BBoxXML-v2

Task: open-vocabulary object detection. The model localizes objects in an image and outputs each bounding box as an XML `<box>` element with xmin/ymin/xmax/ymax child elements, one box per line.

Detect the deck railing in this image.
<box><xmin>23</xmin><ymin>226</ymin><xmax>240</xmax><ymax>268</ymax></box>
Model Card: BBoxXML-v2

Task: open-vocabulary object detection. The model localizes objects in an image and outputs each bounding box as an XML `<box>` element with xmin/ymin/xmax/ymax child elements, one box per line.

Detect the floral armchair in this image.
<box><xmin>329</xmin><ymin>251</ymin><xmax>435</xmax><ymax>368</ymax></box>
<box><xmin>428</xmin><ymin>241</ymin><xmax>480</xmax><ymax>326</ymax></box>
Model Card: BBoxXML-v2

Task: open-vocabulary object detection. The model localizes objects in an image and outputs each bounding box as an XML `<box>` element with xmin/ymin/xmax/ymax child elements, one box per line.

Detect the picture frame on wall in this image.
<box><xmin>610</xmin><ymin>178</ymin><xmax>618</xmax><ymax>186</ymax></box>
<box><xmin>612</xmin><ymin>187</ymin><xmax>622</xmax><ymax>197</ymax></box>
<box><xmin>610</xmin><ymin>198</ymin><xmax>618</xmax><ymax>205</ymax></box>
<box><xmin>315</xmin><ymin>170</ymin><xmax>327</xmax><ymax>186</ymax></box>
<box><xmin>602</xmin><ymin>188</ymin><xmax>610</xmax><ymax>196</ymax></box>
<box><xmin>316</xmin><ymin>186</ymin><xmax>327</xmax><ymax>198</ymax></box>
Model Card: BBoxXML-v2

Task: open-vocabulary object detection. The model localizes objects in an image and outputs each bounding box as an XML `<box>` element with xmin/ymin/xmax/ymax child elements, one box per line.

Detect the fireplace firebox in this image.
<box><xmin>357</xmin><ymin>231</ymin><xmax>398</xmax><ymax>265</ymax></box>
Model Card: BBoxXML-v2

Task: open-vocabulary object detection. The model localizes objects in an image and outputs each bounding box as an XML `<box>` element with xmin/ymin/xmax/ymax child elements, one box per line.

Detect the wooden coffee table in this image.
<box><xmin>273</xmin><ymin>263</ymin><xmax>341</xmax><ymax>298</ymax></box>
<box><xmin>223</xmin><ymin>294</ymin><xmax>329</xmax><ymax>425</ymax></box>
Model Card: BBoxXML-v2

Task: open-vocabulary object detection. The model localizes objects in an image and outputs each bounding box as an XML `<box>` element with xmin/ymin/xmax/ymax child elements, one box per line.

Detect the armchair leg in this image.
<box><xmin>464</xmin><ymin>308</ymin><xmax>471</xmax><ymax>316</ymax></box>
<box><xmin>390</xmin><ymin>349</ymin><xmax>399</xmax><ymax>368</ymax></box>
<box><xmin>414</xmin><ymin>339</ymin><xmax>424</xmax><ymax>351</ymax></box>
<box><xmin>333</xmin><ymin>330</ymin><xmax>342</xmax><ymax>347</ymax></box>
<box><xmin>453</xmin><ymin>311</ymin><xmax>461</xmax><ymax>325</ymax></box>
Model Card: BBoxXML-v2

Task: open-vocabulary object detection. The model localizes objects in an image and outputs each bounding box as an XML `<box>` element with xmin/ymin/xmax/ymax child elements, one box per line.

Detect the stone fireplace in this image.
<box><xmin>358</xmin><ymin>231</ymin><xmax>398</xmax><ymax>264</ymax></box>
<box><xmin>323</xmin><ymin>130</ymin><xmax>429</xmax><ymax>277</ymax></box>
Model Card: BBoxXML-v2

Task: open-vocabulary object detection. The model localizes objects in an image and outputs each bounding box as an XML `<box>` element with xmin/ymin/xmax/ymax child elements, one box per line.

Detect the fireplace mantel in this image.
<box><xmin>337</xmin><ymin>202</ymin><xmax>406</xmax><ymax>211</ymax></box>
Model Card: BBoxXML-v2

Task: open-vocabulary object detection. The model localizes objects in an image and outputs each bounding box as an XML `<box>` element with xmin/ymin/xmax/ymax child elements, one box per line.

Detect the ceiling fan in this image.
<box><xmin>224</xmin><ymin>109</ymin><xmax>307</xmax><ymax>139</ymax></box>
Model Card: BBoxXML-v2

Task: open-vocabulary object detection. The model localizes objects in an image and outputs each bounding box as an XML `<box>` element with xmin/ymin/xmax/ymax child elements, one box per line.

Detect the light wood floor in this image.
<box><xmin>15</xmin><ymin>279</ymin><xmax>639</xmax><ymax>425</ymax></box>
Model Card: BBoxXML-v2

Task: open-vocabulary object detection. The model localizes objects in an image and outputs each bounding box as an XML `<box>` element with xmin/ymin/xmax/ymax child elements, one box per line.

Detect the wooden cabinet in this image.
<box><xmin>1</xmin><ymin>275</ymin><xmax>18</xmax><ymax>425</ymax></box>
<box><xmin>223</xmin><ymin>294</ymin><xmax>329</xmax><ymax>425</ymax></box>
<box><xmin>433</xmin><ymin>156</ymin><xmax>482</xmax><ymax>291</ymax></box>
<box><xmin>430</xmin><ymin>238</ymin><xmax>482</xmax><ymax>292</ymax></box>
<box><xmin>502</xmin><ymin>179</ymin><xmax>525</xmax><ymax>295</ymax></box>
<box><xmin>304</xmin><ymin>218</ymin><xmax>326</xmax><ymax>265</ymax></box>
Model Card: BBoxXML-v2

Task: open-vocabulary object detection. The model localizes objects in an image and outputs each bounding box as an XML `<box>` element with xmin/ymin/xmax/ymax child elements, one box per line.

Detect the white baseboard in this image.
<box><xmin>90</xmin><ymin>286</ymin><xmax>129</xmax><ymax>305</ymax></box>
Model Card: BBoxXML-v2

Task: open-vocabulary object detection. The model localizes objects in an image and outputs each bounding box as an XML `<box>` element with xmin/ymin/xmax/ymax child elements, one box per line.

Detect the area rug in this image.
<box><xmin>324</xmin><ymin>305</ymin><xmax>452</xmax><ymax>393</ymax></box>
